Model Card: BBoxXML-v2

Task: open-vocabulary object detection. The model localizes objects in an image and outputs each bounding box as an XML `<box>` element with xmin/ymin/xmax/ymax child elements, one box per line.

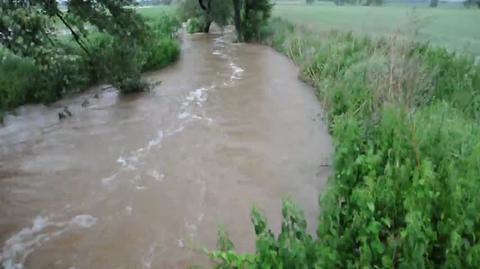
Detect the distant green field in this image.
<box><xmin>273</xmin><ymin>3</ymin><xmax>480</xmax><ymax>56</ymax></box>
<box><xmin>136</xmin><ymin>5</ymin><xmax>177</xmax><ymax>22</ymax></box>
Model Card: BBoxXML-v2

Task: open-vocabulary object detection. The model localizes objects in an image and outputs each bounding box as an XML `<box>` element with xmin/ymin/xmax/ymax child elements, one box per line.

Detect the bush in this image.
<box><xmin>143</xmin><ymin>37</ymin><xmax>180</xmax><ymax>70</ymax></box>
<box><xmin>0</xmin><ymin>47</ymin><xmax>37</xmax><ymax>113</ymax></box>
<box><xmin>242</xmin><ymin>0</ymin><xmax>274</xmax><ymax>42</ymax></box>
<box><xmin>0</xmin><ymin>43</ymin><xmax>91</xmax><ymax>113</ymax></box>
<box><xmin>0</xmin><ymin>10</ymin><xmax>181</xmax><ymax>117</ymax></box>
<box><xmin>186</xmin><ymin>17</ymin><xmax>205</xmax><ymax>33</ymax></box>
<box><xmin>209</xmin><ymin>18</ymin><xmax>480</xmax><ymax>268</ymax></box>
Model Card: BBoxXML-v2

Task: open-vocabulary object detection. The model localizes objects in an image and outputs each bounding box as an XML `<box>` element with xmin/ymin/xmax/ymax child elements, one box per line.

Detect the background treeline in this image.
<box><xmin>178</xmin><ymin>0</ymin><xmax>273</xmax><ymax>42</ymax></box>
<box><xmin>0</xmin><ymin>1</ymin><xmax>180</xmax><ymax>122</ymax></box>
<box><xmin>207</xmin><ymin>11</ymin><xmax>480</xmax><ymax>269</ymax></box>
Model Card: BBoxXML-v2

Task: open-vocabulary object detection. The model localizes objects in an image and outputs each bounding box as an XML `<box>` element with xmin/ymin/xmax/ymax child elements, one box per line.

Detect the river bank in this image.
<box><xmin>0</xmin><ymin>9</ymin><xmax>180</xmax><ymax>124</ymax></box>
<box><xmin>209</xmin><ymin>18</ymin><xmax>480</xmax><ymax>268</ymax></box>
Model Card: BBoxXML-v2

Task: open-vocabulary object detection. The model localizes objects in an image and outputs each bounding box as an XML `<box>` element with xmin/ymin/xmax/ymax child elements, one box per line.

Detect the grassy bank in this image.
<box><xmin>0</xmin><ymin>7</ymin><xmax>180</xmax><ymax>123</ymax></box>
<box><xmin>273</xmin><ymin>3</ymin><xmax>480</xmax><ymax>56</ymax></box>
<box><xmin>209</xmin><ymin>18</ymin><xmax>480</xmax><ymax>268</ymax></box>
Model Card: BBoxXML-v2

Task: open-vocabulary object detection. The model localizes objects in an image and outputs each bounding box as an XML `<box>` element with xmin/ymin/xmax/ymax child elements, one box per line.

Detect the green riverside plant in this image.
<box><xmin>209</xmin><ymin>18</ymin><xmax>480</xmax><ymax>268</ymax></box>
<box><xmin>0</xmin><ymin>11</ymin><xmax>180</xmax><ymax>120</ymax></box>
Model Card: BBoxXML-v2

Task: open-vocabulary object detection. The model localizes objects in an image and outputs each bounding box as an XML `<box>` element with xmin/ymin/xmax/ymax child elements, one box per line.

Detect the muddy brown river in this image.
<box><xmin>0</xmin><ymin>33</ymin><xmax>332</xmax><ymax>269</ymax></box>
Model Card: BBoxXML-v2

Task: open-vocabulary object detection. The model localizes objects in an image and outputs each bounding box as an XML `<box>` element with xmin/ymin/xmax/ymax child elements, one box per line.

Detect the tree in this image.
<box><xmin>364</xmin><ymin>0</ymin><xmax>383</xmax><ymax>6</ymax></box>
<box><xmin>241</xmin><ymin>0</ymin><xmax>274</xmax><ymax>42</ymax></box>
<box><xmin>430</xmin><ymin>0</ymin><xmax>439</xmax><ymax>7</ymax></box>
<box><xmin>192</xmin><ymin>0</ymin><xmax>272</xmax><ymax>42</ymax></box>
<box><xmin>464</xmin><ymin>0</ymin><xmax>480</xmax><ymax>7</ymax></box>
<box><xmin>0</xmin><ymin>0</ymin><xmax>152</xmax><ymax>93</ymax></box>
<box><xmin>306</xmin><ymin>0</ymin><xmax>315</xmax><ymax>4</ymax></box>
<box><xmin>232</xmin><ymin>0</ymin><xmax>242</xmax><ymax>41</ymax></box>
<box><xmin>180</xmin><ymin>0</ymin><xmax>232</xmax><ymax>33</ymax></box>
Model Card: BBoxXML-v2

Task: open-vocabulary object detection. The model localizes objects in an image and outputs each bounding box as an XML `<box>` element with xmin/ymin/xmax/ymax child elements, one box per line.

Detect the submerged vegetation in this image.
<box><xmin>208</xmin><ymin>17</ymin><xmax>480</xmax><ymax>268</ymax></box>
<box><xmin>0</xmin><ymin>1</ymin><xmax>179</xmax><ymax>121</ymax></box>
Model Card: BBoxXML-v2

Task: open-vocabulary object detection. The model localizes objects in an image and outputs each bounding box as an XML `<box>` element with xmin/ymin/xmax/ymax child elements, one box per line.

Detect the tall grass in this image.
<box><xmin>209</xmin><ymin>18</ymin><xmax>480</xmax><ymax>268</ymax></box>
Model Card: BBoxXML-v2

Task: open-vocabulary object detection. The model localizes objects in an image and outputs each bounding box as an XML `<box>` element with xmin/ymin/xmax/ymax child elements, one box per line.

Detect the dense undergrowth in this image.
<box><xmin>209</xmin><ymin>18</ymin><xmax>480</xmax><ymax>268</ymax></box>
<box><xmin>0</xmin><ymin>10</ymin><xmax>180</xmax><ymax>122</ymax></box>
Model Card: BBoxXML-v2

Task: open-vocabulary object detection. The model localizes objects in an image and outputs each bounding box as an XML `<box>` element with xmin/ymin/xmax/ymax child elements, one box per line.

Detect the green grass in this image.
<box><xmin>273</xmin><ymin>3</ymin><xmax>480</xmax><ymax>56</ymax></box>
<box><xmin>136</xmin><ymin>5</ymin><xmax>177</xmax><ymax>23</ymax></box>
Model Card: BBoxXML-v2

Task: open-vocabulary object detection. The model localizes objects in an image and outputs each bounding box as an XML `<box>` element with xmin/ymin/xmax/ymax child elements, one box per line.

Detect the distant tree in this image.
<box><xmin>232</xmin><ymin>0</ymin><xmax>242</xmax><ymax>41</ymax></box>
<box><xmin>430</xmin><ymin>0</ymin><xmax>439</xmax><ymax>7</ymax></box>
<box><xmin>464</xmin><ymin>0</ymin><xmax>480</xmax><ymax>7</ymax></box>
<box><xmin>241</xmin><ymin>0</ymin><xmax>274</xmax><ymax>41</ymax></box>
<box><xmin>364</xmin><ymin>0</ymin><xmax>383</xmax><ymax>6</ymax></box>
<box><xmin>306</xmin><ymin>0</ymin><xmax>315</xmax><ymax>4</ymax></box>
<box><xmin>180</xmin><ymin>0</ymin><xmax>232</xmax><ymax>33</ymax></box>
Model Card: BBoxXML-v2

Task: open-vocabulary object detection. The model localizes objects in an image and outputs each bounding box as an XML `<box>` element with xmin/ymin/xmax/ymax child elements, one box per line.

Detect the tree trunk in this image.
<box><xmin>232</xmin><ymin>0</ymin><xmax>242</xmax><ymax>42</ymax></box>
<box><xmin>430</xmin><ymin>0</ymin><xmax>438</xmax><ymax>7</ymax></box>
<box><xmin>203</xmin><ymin>19</ymin><xmax>212</xmax><ymax>33</ymax></box>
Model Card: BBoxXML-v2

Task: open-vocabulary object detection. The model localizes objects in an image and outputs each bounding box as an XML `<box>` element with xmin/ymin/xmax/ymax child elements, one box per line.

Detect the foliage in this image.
<box><xmin>0</xmin><ymin>3</ymin><xmax>180</xmax><ymax>117</ymax></box>
<box><xmin>209</xmin><ymin>18</ymin><xmax>480</xmax><ymax>269</ymax></box>
<box><xmin>242</xmin><ymin>0</ymin><xmax>274</xmax><ymax>42</ymax></box>
<box><xmin>178</xmin><ymin>0</ymin><xmax>233</xmax><ymax>33</ymax></box>
<box><xmin>464</xmin><ymin>0</ymin><xmax>480</xmax><ymax>7</ymax></box>
<box><xmin>186</xmin><ymin>17</ymin><xmax>206</xmax><ymax>33</ymax></box>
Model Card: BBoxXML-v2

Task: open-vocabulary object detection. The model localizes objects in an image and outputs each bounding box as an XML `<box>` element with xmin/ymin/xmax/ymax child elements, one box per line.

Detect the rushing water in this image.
<box><xmin>0</xmin><ymin>33</ymin><xmax>332</xmax><ymax>268</ymax></box>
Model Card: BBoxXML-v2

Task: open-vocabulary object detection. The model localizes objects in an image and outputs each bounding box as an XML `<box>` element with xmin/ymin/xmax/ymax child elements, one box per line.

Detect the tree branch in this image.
<box><xmin>55</xmin><ymin>11</ymin><xmax>90</xmax><ymax>56</ymax></box>
<box><xmin>198</xmin><ymin>0</ymin><xmax>207</xmax><ymax>10</ymax></box>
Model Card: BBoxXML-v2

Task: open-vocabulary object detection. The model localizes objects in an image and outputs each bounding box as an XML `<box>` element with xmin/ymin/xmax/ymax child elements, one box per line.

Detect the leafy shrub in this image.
<box><xmin>0</xmin><ymin>5</ymin><xmax>180</xmax><ymax>117</ymax></box>
<box><xmin>0</xmin><ymin>43</ymin><xmax>90</xmax><ymax>114</ymax></box>
<box><xmin>209</xmin><ymin>18</ymin><xmax>480</xmax><ymax>268</ymax></box>
<box><xmin>242</xmin><ymin>0</ymin><xmax>274</xmax><ymax>42</ymax></box>
<box><xmin>186</xmin><ymin>17</ymin><xmax>206</xmax><ymax>33</ymax></box>
<box><xmin>143</xmin><ymin>37</ymin><xmax>180</xmax><ymax>71</ymax></box>
<box><xmin>0</xmin><ymin>47</ymin><xmax>37</xmax><ymax>113</ymax></box>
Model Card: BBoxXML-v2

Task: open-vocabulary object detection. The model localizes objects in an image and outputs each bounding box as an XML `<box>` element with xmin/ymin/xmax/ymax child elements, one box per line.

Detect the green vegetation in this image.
<box><xmin>208</xmin><ymin>18</ymin><xmax>480</xmax><ymax>268</ymax></box>
<box><xmin>273</xmin><ymin>3</ymin><xmax>480</xmax><ymax>55</ymax></box>
<box><xmin>176</xmin><ymin>0</ymin><xmax>273</xmax><ymax>41</ymax></box>
<box><xmin>241</xmin><ymin>0</ymin><xmax>274</xmax><ymax>41</ymax></box>
<box><xmin>177</xmin><ymin>0</ymin><xmax>233</xmax><ymax>33</ymax></box>
<box><xmin>0</xmin><ymin>2</ymin><xmax>179</xmax><ymax>121</ymax></box>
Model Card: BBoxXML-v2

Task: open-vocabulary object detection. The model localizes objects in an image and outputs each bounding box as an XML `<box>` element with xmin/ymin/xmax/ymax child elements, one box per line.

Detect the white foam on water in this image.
<box><xmin>116</xmin><ymin>157</ymin><xmax>127</xmax><ymax>167</ymax></box>
<box><xmin>116</xmin><ymin>156</ymin><xmax>138</xmax><ymax>171</ymax></box>
<box><xmin>185</xmin><ymin>88</ymin><xmax>208</xmax><ymax>103</ymax></box>
<box><xmin>135</xmin><ymin>185</ymin><xmax>147</xmax><ymax>191</ymax></box>
<box><xmin>177</xmin><ymin>112</ymin><xmax>190</xmax><ymax>119</ymax></box>
<box><xmin>176</xmin><ymin>86</ymin><xmax>213</xmax><ymax>123</ymax></box>
<box><xmin>212</xmin><ymin>50</ymin><xmax>222</xmax><ymax>56</ymax></box>
<box><xmin>146</xmin><ymin>130</ymin><xmax>164</xmax><ymax>150</ymax></box>
<box><xmin>166</xmin><ymin>126</ymin><xmax>185</xmax><ymax>136</ymax></box>
<box><xmin>0</xmin><ymin>215</ymin><xmax>97</xmax><ymax>269</ymax></box>
<box><xmin>115</xmin><ymin>129</ymin><xmax>165</xmax><ymax>175</ymax></box>
<box><xmin>141</xmin><ymin>242</ymin><xmax>157</xmax><ymax>269</ymax></box>
<box><xmin>125</xmin><ymin>206</ymin><xmax>133</xmax><ymax>216</ymax></box>
<box><xmin>230</xmin><ymin>62</ymin><xmax>244</xmax><ymax>80</ymax></box>
<box><xmin>70</xmin><ymin>215</ymin><xmax>97</xmax><ymax>228</ymax></box>
<box><xmin>148</xmin><ymin>170</ymin><xmax>164</xmax><ymax>182</ymax></box>
<box><xmin>101</xmin><ymin>174</ymin><xmax>117</xmax><ymax>187</ymax></box>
